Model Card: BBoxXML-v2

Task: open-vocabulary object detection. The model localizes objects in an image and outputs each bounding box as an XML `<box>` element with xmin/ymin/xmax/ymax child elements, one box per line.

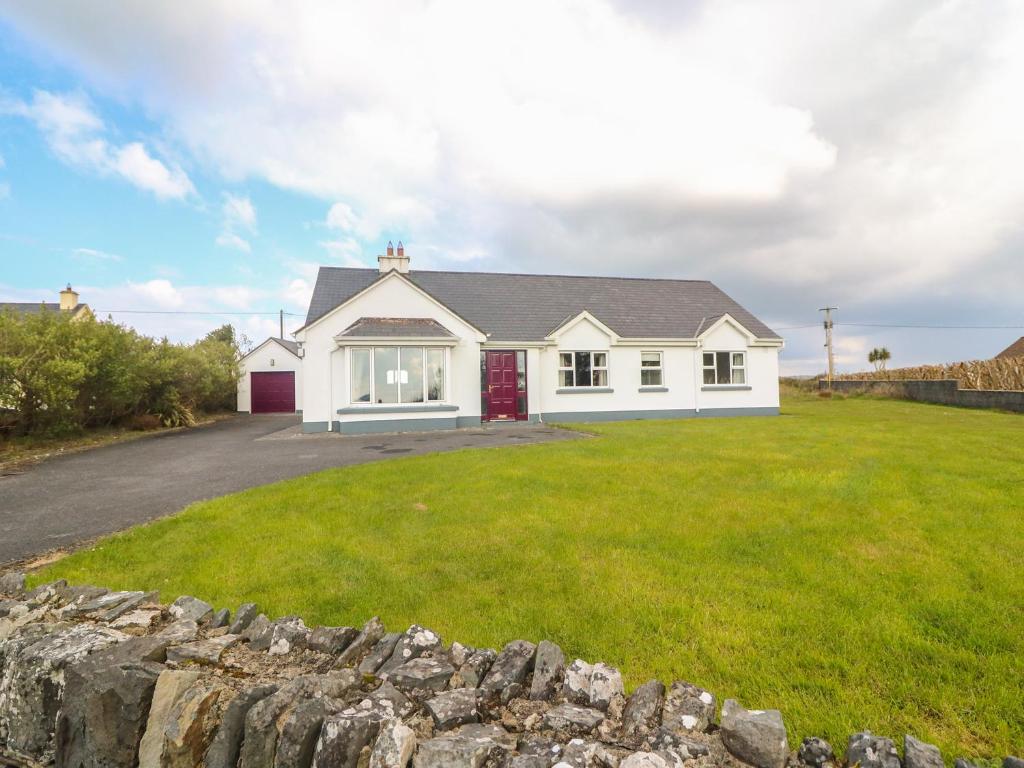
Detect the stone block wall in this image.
<box><xmin>0</xmin><ymin>574</ymin><xmax>1017</xmax><ymax>768</ymax></box>
<box><xmin>818</xmin><ymin>379</ymin><xmax>1024</xmax><ymax>413</ymax></box>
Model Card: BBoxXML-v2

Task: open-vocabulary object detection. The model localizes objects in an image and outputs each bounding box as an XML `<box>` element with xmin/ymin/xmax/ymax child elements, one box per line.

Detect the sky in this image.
<box><xmin>1</xmin><ymin>0</ymin><xmax>1022</xmax><ymax>373</ymax></box>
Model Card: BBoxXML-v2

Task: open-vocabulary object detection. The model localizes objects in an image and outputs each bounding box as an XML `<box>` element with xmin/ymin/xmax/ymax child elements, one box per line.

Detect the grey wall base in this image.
<box><xmin>541</xmin><ymin>407</ymin><xmax>778</xmax><ymax>422</ymax></box>
<box><xmin>822</xmin><ymin>379</ymin><xmax>1024</xmax><ymax>414</ymax></box>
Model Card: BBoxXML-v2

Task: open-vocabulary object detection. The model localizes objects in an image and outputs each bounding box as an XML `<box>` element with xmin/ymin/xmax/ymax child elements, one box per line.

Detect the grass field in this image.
<box><xmin>35</xmin><ymin>391</ymin><xmax>1024</xmax><ymax>759</ymax></box>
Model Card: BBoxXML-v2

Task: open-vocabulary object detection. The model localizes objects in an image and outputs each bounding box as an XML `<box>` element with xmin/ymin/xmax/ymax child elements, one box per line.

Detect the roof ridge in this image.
<box><xmin>316</xmin><ymin>265</ymin><xmax>712</xmax><ymax>284</ymax></box>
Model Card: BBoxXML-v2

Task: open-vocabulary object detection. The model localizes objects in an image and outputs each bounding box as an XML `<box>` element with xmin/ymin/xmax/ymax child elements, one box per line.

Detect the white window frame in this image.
<box><xmin>350</xmin><ymin>346</ymin><xmax>447</xmax><ymax>405</ymax></box>
<box><xmin>640</xmin><ymin>351</ymin><xmax>663</xmax><ymax>387</ymax></box>
<box><xmin>558</xmin><ymin>350</ymin><xmax>609</xmax><ymax>388</ymax></box>
<box><xmin>702</xmin><ymin>350</ymin><xmax>746</xmax><ymax>386</ymax></box>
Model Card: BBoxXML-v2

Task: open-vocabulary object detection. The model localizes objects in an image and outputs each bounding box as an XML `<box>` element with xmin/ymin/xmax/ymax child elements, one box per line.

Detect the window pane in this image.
<box><xmin>516</xmin><ymin>351</ymin><xmax>526</xmax><ymax>390</ymax></box>
<box><xmin>732</xmin><ymin>352</ymin><xmax>744</xmax><ymax>367</ymax></box>
<box><xmin>558</xmin><ymin>369</ymin><xmax>574</xmax><ymax>387</ymax></box>
<box><xmin>575</xmin><ymin>352</ymin><xmax>592</xmax><ymax>387</ymax></box>
<box><xmin>703</xmin><ymin>368</ymin><xmax>716</xmax><ymax>385</ymax></box>
<box><xmin>593</xmin><ymin>352</ymin><xmax>607</xmax><ymax>368</ymax></box>
<box><xmin>374</xmin><ymin>347</ymin><xmax>399</xmax><ymax>403</ymax></box>
<box><xmin>517</xmin><ymin>394</ymin><xmax>526</xmax><ymax>415</ymax></box>
<box><xmin>427</xmin><ymin>349</ymin><xmax>445</xmax><ymax>401</ymax></box>
<box><xmin>400</xmin><ymin>348</ymin><xmax>424</xmax><ymax>403</ymax></box>
<box><xmin>732</xmin><ymin>367</ymin><xmax>746</xmax><ymax>384</ymax></box>
<box><xmin>703</xmin><ymin>352</ymin><xmax>714</xmax><ymax>367</ymax></box>
<box><xmin>641</xmin><ymin>352</ymin><xmax>660</xmax><ymax>367</ymax></box>
<box><xmin>715</xmin><ymin>351</ymin><xmax>731</xmax><ymax>384</ymax></box>
<box><xmin>592</xmin><ymin>369</ymin><xmax>607</xmax><ymax>386</ymax></box>
<box><xmin>351</xmin><ymin>348</ymin><xmax>371</xmax><ymax>403</ymax></box>
<box><xmin>559</xmin><ymin>352</ymin><xmax>573</xmax><ymax>368</ymax></box>
<box><xmin>641</xmin><ymin>369</ymin><xmax>662</xmax><ymax>386</ymax></box>
<box><xmin>480</xmin><ymin>352</ymin><xmax>487</xmax><ymax>393</ymax></box>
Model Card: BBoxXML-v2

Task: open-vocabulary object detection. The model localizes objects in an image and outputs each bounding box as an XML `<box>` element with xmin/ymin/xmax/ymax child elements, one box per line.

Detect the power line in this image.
<box><xmin>776</xmin><ymin>322</ymin><xmax>1024</xmax><ymax>330</ymax></box>
<box><xmin>95</xmin><ymin>309</ymin><xmax>304</xmax><ymax>316</ymax></box>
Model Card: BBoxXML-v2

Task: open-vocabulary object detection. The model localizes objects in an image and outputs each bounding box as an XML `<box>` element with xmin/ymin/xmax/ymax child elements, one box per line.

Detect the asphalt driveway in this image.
<box><xmin>0</xmin><ymin>415</ymin><xmax>578</xmax><ymax>565</ymax></box>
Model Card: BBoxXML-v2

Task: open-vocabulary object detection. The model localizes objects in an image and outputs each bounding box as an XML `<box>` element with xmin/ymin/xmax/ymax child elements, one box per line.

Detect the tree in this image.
<box><xmin>868</xmin><ymin>347</ymin><xmax>891</xmax><ymax>372</ymax></box>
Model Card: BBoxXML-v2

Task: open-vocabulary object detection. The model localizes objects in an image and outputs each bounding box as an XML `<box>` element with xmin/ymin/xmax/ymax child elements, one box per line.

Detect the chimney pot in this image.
<box><xmin>387</xmin><ymin>241</ymin><xmax>394</xmax><ymax>257</ymax></box>
<box><xmin>397</xmin><ymin>241</ymin><xmax>404</xmax><ymax>257</ymax></box>
<box><xmin>377</xmin><ymin>240</ymin><xmax>411</xmax><ymax>274</ymax></box>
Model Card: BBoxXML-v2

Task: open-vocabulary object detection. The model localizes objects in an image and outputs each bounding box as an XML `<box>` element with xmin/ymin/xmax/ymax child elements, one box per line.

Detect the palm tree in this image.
<box><xmin>868</xmin><ymin>347</ymin><xmax>891</xmax><ymax>372</ymax></box>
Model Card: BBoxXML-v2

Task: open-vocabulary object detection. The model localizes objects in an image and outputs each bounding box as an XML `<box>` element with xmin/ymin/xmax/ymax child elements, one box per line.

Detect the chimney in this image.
<box><xmin>378</xmin><ymin>239</ymin><xmax>411</xmax><ymax>274</ymax></box>
<box><xmin>60</xmin><ymin>283</ymin><xmax>79</xmax><ymax>311</ymax></box>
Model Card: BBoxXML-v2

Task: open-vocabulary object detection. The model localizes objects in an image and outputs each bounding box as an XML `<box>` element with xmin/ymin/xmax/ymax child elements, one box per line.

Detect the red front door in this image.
<box><xmin>485</xmin><ymin>351</ymin><xmax>518</xmax><ymax>421</ymax></box>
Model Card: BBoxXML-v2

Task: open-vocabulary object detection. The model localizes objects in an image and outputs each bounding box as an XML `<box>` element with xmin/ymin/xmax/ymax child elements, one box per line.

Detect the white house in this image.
<box><xmin>293</xmin><ymin>243</ymin><xmax>783</xmax><ymax>434</ymax></box>
<box><xmin>237</xmin><ymin>337</ymin><xmax>303</xmax><ymax>414</ymax></box>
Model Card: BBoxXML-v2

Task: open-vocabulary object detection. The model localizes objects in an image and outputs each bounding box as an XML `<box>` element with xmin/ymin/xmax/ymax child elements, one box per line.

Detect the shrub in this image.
<box><xmin>835</xmin><ymin>357</ymin><xmax>1024</xmax><ymax>391</ymax></box>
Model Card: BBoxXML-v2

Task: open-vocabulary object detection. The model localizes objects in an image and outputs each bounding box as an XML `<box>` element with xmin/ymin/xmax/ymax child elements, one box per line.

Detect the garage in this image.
<box><xmin>251</xmin><ymin>371</ymin><xmax>296</xmax><ymax>413</ymax></box>
<box><xmin>237</xmin><ymin>337</ymin><xmax>302</xmax><ymax>414</ymax></box>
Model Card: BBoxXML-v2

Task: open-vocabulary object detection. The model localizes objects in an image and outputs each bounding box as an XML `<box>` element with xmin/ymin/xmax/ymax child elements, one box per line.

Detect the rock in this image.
<box><xmin>620</xmin><ymin>752</ymin><xmax>672</xmax><ymax>768</ymax></box>
<box><xmin>425</xmin><ymin>688</ymin><xmax>481</xmax><ymax>730</ymax></box>
<box><xmin>208</xmin><ymin>607</ymin><xmax>231</xmax><ymax>628</ymax></box>
<box><xmin>309</xmin><ymin>625</ymin><xmax>359</xmax><ymax>655</ymax></box>
<box><xmin>364</xmin><ymin>681</ymin><xmax>416</xmax><ymax>719</ymax></box>
<box><xmin>90</xmin><ymin>590</ymin><xmax>157</xmax><ymax>622</ymax></box>
<box><xmin>378</xmin><ymin>624</ymin><xmax>443</xmax><ymax>675</ymax></box>
<box><xmin>529</xmin><ymin>640</ymin><xmax>566</xmax><ymax>701</ymax></box>
<box><xmin>111</xmin><ymin>608</ymin><xmax>163</xmax><ymax>629</ymax></box>
<box><xmin>542</xmin><ymin>703</ymin><xmax>605</xmax><ymax>734</ymax></box>
<box><xmin>370</xmin><ymin>718</ymin><xmax>416</xmax><ymax>768</ymax></box>
<box><xmin>24</xmin><ymin>579</ymin><xmax>67</xmax><ymax>606</ymax></box>
<box><xmin>662</xmin><ymin>681</ymin><xmax>716</xmax><ymax>733</ymax></box>
<box><xmin>54</xmin><ymin>658</ymin><xmax>163</xmax><ymax>768</ymax></box>
<box><xmin>228</xmin><ymin>602</ymin><xmax>260</xmax><ymax>634</ymax></box>
<box><xmin>169</xmin><ymin>595</ymin><xmax>214</xmax><ymax>623</ymax></box>
<box><xmin>166</xmin><ymin>634</ymin><xmax>241</xmax><ymax>665</ymax></box>
<box><xmin>389</xmin><ymin>657</ymin><xmax>456</xmax><ymax>693</ymax></box>
<box><xmin>161</xmin><ymin>680</ymin><xmax>226</xmax><ymax>768</ymax></box>
<box><xmin>413</xmin><ymin>724</ymin><xmax>515</xmax><ymax>768</ymax></box>
<box><xmin>1005</xmin><ymin>760</ymin><xmax>1024</xmax><ymax>768</ymax></box>
<box><xmin>59</xmin><ymin>589</ymin><xmax>143</xmax><ymax>620</ymax></box>
<box><xmin>360</xmin><ymin>632</ymin><xmax>403</xmax><ymax>675</ymax></box>
<box><xmin>798</xmin><ymin>737</ymin><xmax>835</xmax><ymax>767</ymax></box>
<box><xmin>277</xmin><ymin>697</ymin><xmax>334</xmax><ymax>768</ymax></box>
<box><xmin>205</xmin><ymin>684</ymin><xmax>278</xmax><ymax>768</ymax></box>
<box><xmin>720</xmin><ymin>699</ymin><xmax>788</xmax><ymax>768</ymax></box>
<box><xmin>562</xmin><ymin>659</ymin><xmax>624</xmax><ymax>712</ymax></box>
<box><xmin>480</xmin><ymin>640</ymin><xmax>536</xmax><ymax>694</ymax></box>
<box><xmin>954</xmin><ymin>760</ymin><xmax>979</xmax><ymax>768</ymax></box>
<box><xmin>244</xmin><ymin>613</ymin><xmax>274</xmax><ymax>649</ymax></box>
<box><xmin>335</xmin><ymin>615</ymin><xmax>387</xmax><ymax>668</ymax></box>
<box><xmin>313</xmin><ymin>712</ymin><xmax>381</xmax><ymax>768</ymax></box>
<box><xmin>449</xmin><ymin>642</ymin><xmax>474</xmax><ymax>668</ymax></box>
<box><xmin>138</xmin><ymin>669</ymin><xmax>203</xmax><ymax>768</ymax></box>
<box><xmin>0</xmin><ymin>598</ymin><xmax>19</xmax><ymax>618</ymax></box>
<box><xmin>847</xmin><ymin>732</ymin><xmax>901</xmax><ymax>768</ymax></box>
<box><xmin>0</xmin><ymin>571</ymin><xmax>27</xmax><ymax>596</ymax></box>
<box><xmin>511</xmin><ymin>756</ymin><xmax>550</xmax><ymax>768</ymax></box>
<box><xmin>650</xmin><ymin>728</ymin><xmax>710</xmax><ymax>759</ymax></box>
<box><xmin>904</xmin><ymin>736</ymin><xmax>943</xmax><ymax>768</ymax></box>
<box><xmin>268</xmin><ymin>616</ymin><xmax>311</xmax><ymax>655</ymax></box>
<box><xmin>0</xmin><ymin>621</ymin><xmax>127</xmax><ymax>763</ymax></box>
<box><xmin>157</xmin><ymin>619</ymin><xmax>200</xmax><ymax>645</ymax></box>
<box><xmin>622</xmin><ymin>680</ymin><xmax>665</xmax><ymax>739</ymax></box>
<box><xmin>458</xmin><ymin>648</ymin><xmax>496</xmax><ymax>688</ymax></box>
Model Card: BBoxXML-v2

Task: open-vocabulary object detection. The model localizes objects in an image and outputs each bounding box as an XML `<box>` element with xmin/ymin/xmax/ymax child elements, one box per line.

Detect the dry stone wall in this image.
<box><xmin>0</xmin><ymin>573</ymin><xmax>1017</xmax><ymax>768</ymax></box>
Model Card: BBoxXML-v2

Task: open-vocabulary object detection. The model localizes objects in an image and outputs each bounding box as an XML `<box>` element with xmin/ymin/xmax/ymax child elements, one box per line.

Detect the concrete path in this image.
<box><xmin>0</xmin><ymin>415</ymin><xmax>578</xmax><ymax>564</ymax></box>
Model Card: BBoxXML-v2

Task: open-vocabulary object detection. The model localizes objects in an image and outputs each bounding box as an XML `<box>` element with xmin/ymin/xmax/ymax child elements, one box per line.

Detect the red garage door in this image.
<box><xmin>251</xmin><ymin>371</ymin><xmax>295</xmax><ymax>413</ymax></box>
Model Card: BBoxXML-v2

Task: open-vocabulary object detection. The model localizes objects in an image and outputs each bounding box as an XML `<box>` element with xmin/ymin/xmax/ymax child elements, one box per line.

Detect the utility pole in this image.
<box><xmin>279</xmin><ymin>309</ymin><xmax>284</xmax><ymax>339</ymax></box>
<box><xmin>819</xmin><ymin>306</ymin><xmax>837</xmax><ymax>386</ymax></box>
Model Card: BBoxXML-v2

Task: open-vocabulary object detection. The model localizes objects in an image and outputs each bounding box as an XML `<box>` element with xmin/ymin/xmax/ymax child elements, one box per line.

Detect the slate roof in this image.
<box><xmin>273</xmin><ymin>338</ymin><xmax>300</xmax><ymax>355</ymax></box>
<box><xmin>304</xmin><ymin>267</ymin><xmax>780</xmax><ymax>341</ymax></box>
<box><xmin>338</xmin><ymin>317</ymin><xmax>458</xmax><ymax>338</ymax></box>
<box><xmin>995</xmin><ymin>337</ymin><xmax>1024</xmax><ymax>360</ymax></box>
<box><xmin>0</xmin><ymin>302</ymin><xmax>62</xmax><ymax>314</ymax></box>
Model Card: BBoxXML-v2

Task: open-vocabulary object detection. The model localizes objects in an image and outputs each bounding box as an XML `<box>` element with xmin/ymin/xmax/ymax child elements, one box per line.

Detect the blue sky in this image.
<box><xmin>1</xmin><ymin>2</ymin><xmax>1023</xmax><ymax>369</ymax></box>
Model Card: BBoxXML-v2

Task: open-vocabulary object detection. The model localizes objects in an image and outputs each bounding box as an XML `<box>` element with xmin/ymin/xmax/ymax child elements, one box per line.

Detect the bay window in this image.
<box><xmin>559</xmin><ymin>351</ymin><xmax>608</xmax><ymax>387</ymax></box>
<box><xmin>351</xmin><ymin>347</ymin><xmax>446</xmax><ymax>404</ymax></box>
<box><xmin>702</xmin><ymin>351</ymin><xmax>746</xmax><ymax>385</ymax></box>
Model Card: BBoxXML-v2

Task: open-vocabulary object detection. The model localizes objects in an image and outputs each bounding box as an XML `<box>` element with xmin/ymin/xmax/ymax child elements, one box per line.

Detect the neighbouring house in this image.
<box><xmin>237</xmin><ymin>337</ymin><xmax>303</xmax><ymax>414</ymax></box>
<box><xmin>0</xmin><ymin>284</ymin><xmax>93</xmax><ymax>321</ymax></box>
<box><xmin>994</xmin><ymin>337</ymin><xmax>1024</xmax><ymax>360</ymax></box>
<box><xmin>291</xmin><ymin>242</ymin><xmax>783</xmax><ymax>434</ymax></box>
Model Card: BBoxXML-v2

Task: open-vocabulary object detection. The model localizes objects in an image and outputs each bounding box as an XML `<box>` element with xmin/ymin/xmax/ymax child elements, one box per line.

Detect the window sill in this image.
<box><xmin>701</xmin><ymin>385</ymin><xmax>752</xmax><ymax>391</ymax></box>
<box><xmin>555</xmin><ymin>387</ymin><xmax>614</xmax><ymax>394</ymax></box>
<box><xmin>337</xmin><ymin>404</ymin><xmax>458</xmax><ymax>414</ymax></box>
<box><xmin>638</xmin><ymin>386</ymin><xmax>669</xmax><ymax>393</ymax></box>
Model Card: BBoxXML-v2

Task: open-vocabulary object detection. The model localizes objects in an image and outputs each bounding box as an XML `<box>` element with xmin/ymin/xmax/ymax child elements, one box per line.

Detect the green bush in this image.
<box><xmin>0</xmin><ymin>310</ymin><xmax>241</xmax><ymax>437</ymax></box>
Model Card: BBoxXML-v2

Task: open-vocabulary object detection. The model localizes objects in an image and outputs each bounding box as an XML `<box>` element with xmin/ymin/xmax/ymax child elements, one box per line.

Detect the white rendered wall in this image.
<box><xmin>236</xmin><ymin>341</ymin><xmax>303</xmax><ymax>413</ymax></box>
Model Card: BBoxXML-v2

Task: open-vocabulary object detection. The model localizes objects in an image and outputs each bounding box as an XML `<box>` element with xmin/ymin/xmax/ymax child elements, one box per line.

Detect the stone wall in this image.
<box><xmin>0</xmin><ymin>573</ymin><xmax>1017</xmax><ymax>768</ymax></box>
<box><xmin>818</xmin><ymin>379</ymin><xmax>1024</xmax><ymax>413</ymax></box>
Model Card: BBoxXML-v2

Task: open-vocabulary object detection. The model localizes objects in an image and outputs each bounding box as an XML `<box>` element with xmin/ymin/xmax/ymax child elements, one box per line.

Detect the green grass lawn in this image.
<box><xmin>36</xmin><ymin>392</ymin><xmax>1024</xmax><ymax>759</ymax></box>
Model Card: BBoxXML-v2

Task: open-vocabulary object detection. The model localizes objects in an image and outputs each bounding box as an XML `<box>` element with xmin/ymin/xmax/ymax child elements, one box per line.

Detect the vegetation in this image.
<box><xmin>0</xmin><ymin>310</ymin><xmax>241</xmax><ymax>437</ymax></box>
<box><xmin>35</xmin><ymin>392</ymin><xmax>1024</xmax><ymax>758</ymax></box>
<box><xmin>837</xmin><ymin>355</ymin><xmax>1024</xmax><ymax>390</ymax></box>
<box><xmin>868</xmin><ymin>346</ymin><xmax>891</xmax><ymax>371</ymax></box>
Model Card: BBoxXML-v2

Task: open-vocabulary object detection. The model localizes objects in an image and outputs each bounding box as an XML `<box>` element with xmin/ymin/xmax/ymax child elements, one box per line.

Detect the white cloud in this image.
<box><xmin>284</xmin><ymin>277</ymin><xmax>313</xmax><ymax>308</ymax></box>
<box><xmin>223</xmin><ymin>193</ymin><xmax>257</xmax><ymax>231</ymax></box>
<box><xmin>215</xmin><ymin>231</ymin><xmax>251</xmax><ymax>252</ymax></box>
<box><xmin>2</xmin><ymin>90</ymin><xmax>195</xmax><ymax>200</ymax></box>
<box><xmin>130</xmin><ymin>278</ymin><xmax>184</xmax><ymax>309</ymax></box>
<box><xmin>71</xmin><ymin>247</ymin><xmax>121</xmax><ymax>262</ymax></box>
